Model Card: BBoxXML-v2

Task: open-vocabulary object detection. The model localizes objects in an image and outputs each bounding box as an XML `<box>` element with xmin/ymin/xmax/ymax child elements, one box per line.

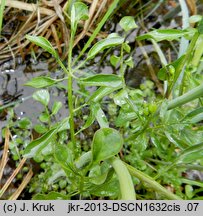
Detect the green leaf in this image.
<box><xmin>151</xmin><ymin>133</ymin><xmax>164</xmax><ymax>151</ymax></box>
<box><xmin>107</xmin><ymin>33</ymin><xmax>120</xmax><ymax>38</ymax></box>
<box><xmin>159</xmin><ymin>142</ymin><xmax>203</xmax><ymax>177</ymax></box>
<box><xmin>18</xmin><ymin>117</ymin><xmax>32</xmax><ymax>129</ymax></box>
<box><xmin>92</xmin><ymin>128</ymin><xmax>123</xmax><ymax>163</ymax></box>
<box><xmin>51</xmin><ymin>101</ymin><xmax>62</xmax><ymax>115</ymax></box>
<box><xmin>115</xmin><ymin>111</ymin><xmax>137</xmax><ymax>127</ymax></box>
<box><xmin>32</xmin><ymin>192</ymin><xmax>69</xmax><ymax>200</ymax></box>
<box><xmin>76</xmin><ymin>106</ymin><xmax>96</xmax><ymax>134</ymax></box>
<box><xmin>88</xmin><ymin>86</ymin><xmax>122</xmax><ymax>103</ymax></box>
<box><xmin>113</xmin><ymin>89</ymin><xmax>128</xmax><ymax>106</ymax></box>
<box><xmin>25</xmin><ymin>76</ymin><xmax>63</xmax><ymax>88</ymax></box>
<box><xmin>189</xmin><ymin>114</ymin><xmax>203</xmax><ymax>124</ymax></box>
<box><xmin>110</xmin><ymin>55</ymin><xmax>120</xmax><ymax>67</ymax></box>
<box><xmin>158</xmin><ymin>66</ymin><xmax>171</xmax><ymax>81</ymax></box>
<box><xmin>94</xmin><ymin>103</ymin><xmax>109</xmax><ymax>128</ymax></box>
<box><xmin>182</xmin><ymin>179</ymin><xmax>203</xmax><ymax>188</ymax></box>
<box><xmin>159</xmin><ymin>100</ymin><xmax>169</xmax><ymax>120</ymax></box>
<box><xmin>198</xmin><ymin>18</ymin><xmax>203</xmax><ymax>34</ymax></box>
<box><xmin>183</xmin><ymin>107</ymin><xmax>203</xmax><ymax>121</ymax></box>
<box><xmin>89</xmin><ymin>162</ymin><xmax>111</xmax><ymax>185</ymax></box>
<box><xmin>41</xmin><ymin>141</ymin><xmax>54</xmax><ymax>156</ymax></box>
<box><xmin>164</xmin><ymin>131</ymin><xmax>186</xmax><ymax>149</ymax></box>
<box><xmin>48</xmin><ymin>169</ymin><xmax>66</xmax><ymax>185</ymax></box>
<box><xmin>123</xmin><ymin>43</ymin><xmax>131</xmax><ymax>53</ymax></box>
<box><xmin>39</xmin><ymin>112</ymin><xmax>50</xmax><ymax>123</ymax></box>
<box><xmin>77</xmin><ymin>103</ymin><xmax>109</xmax><ymax>134</ymax></box>
<box><xmin>54</xmin><ymin>144</ymin><xmax>74</xmax><ymax>173</ymax></box>
<box><xmin>125</xmin><ymin>56</ymin><xmax>134</xmax><ymax>68</ymax></box>
<box><xmin>33</xmin><ymin>89</ymin><xmax>50</xmax><ymax>106</ymax></box>
<box><xmin>23</xmin><ymin>128</ymin><xmax>55</xmax><ymax>158</ymax></box>
<box><xmin>182</xmin><ymin>107</ymin><xmax>203</xmax><ymax>123</ymax></box>
<box><xmin>189</xmin><ymin>15</ymin><xmax>202</xmax><ymax>24</ymax></box>
<box><xmin>176</xmin><ymin>142</ymin><xmax>203</xmax><ymax>164</ymax></box>
<box><xmin>34</xmin><ymin>124</ymin><xmax>48</xmax><ymax>134</ymax></box>
<box><xmin>185</xmin><ymin>185</ymin><xmax>194</xmax><ymax>199</ymax></box>
<box><xmin>70</xmin><ymin>2</ymin><xmax>76</xmax><ymax>32</ymax></box>
<box><xmin>81</xmin><ymin>74</ymin><xmax>122</xmax><ymax>88</ymax></box>
<box><xmin>158</xmin><ymin>55</ymin><xmax>185</xmax><ymax>81</ymax></box>
<box><xmin>26</xmin><ymin>35</ymin><xmax>58</xmax><ymax>58</ymax></box>
<box><xmin>136</xmin><ymin>133</ymin><xmax>149</xmax><ymax>151</ymax></box>
<box><xmin>87</xmin><ymin>34</ymin><xmax>124</xmax><ymax>59</ymax></box>
<box><xmin>137</xmin><ymin>29</ymin><xmax>196</xmax><ymax>42</ymax></box>
<box><xmin>119</xmin><ymin>16</ymin><xmax>138</xmax><ymax>32</ymax></box>
<box><xmin>53</xmin><ymin>117</ymin><xmax>70</xmax><ymax>132</ymax></box>
<box><xmin>23</xmin><ymin>118</ymin><xmax>69</xmax><ymax>158</ymax></box>
<box><xmin>74</xmin><ymin>151</ymin><xmax>92</xmax><ymax>170</ymax></box>
<box><xmin>71</xmin><ymin>2</ymin><xmax>88</xmax><ymax>34</ymax></box>
<box><xmin>90</xmin><ymin>175</ymin><xmax>119</xmax><ymax>198</ymax></box>
<box><xmin>74</xmin><ymin>2</ymin><xmax>89</xmax><ymax>22</ymax></box>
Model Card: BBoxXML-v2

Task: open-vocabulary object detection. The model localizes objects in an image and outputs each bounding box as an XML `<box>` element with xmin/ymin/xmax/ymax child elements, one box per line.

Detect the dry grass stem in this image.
<box><xmin>0</xmin><ymin>0</ymin><xmax>55</xmax><ymax>16</ymax></box>
<box><xmin>186</xmin><ymin>0</ymin><xmax>197</xmax><ymax>15</ymax></box>
<box><xmin>0</xmin><ymin>128</ymin><xmax>10</xmax><ymax>181</ymax></box>
<box><xmin>9</xmin><ymin>169</ymin><xmax>33</xmax><ymax>200</ymax></box>
<box><xmin>51</xmin><ymin>24</ymin><xmax>62</xmax><ymax>54</ymax></box>
<box><xmin>0</xmin><ymin>158</ymin><xmax>26</xmax><ymax>198</ymax></box>
<box><xmin>0</xmin><ymin>0</ymin><xmax>113</xmax><ymax>63</ymax></box>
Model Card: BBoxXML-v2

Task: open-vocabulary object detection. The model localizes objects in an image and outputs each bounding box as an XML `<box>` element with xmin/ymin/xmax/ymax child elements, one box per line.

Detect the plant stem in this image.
<box><xmin>67</xmin><ymin>32</ymin><xmax>76</xmax><ymax>147</ymax></box>
<box><xmin>120</xmin><ymin>43</ymin><xmax>126</xmax><ymax>88</ymax></box>
<box><xmin>125</xmin><ymin>163</ymin><xmax>182</xmax><ymax>200</ymax></box>
<box><xmin>57</xmin><ymin>38</ymin><xmax>76</xmax><ymax>147</ymax></box>
<box><xmin>167</xmin><ymin>83</ymin><xmax>203</xmax><ymax>110</ymax></box>
<box><xmin>68</xmin><ymin>75</ymin><xmax>76</xmax><ymax>146</ymax></box>
<box><xmin>111</xmin><ymin>157</ymin><xmax>136</xmax><ymax>200</ymax></box>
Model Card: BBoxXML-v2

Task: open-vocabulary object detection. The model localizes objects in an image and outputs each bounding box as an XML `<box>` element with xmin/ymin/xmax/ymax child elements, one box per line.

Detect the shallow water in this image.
<box><xmin>0</xmin><ymin>61</ymin><xmax>68</xmax><ymax>142</ymax></box>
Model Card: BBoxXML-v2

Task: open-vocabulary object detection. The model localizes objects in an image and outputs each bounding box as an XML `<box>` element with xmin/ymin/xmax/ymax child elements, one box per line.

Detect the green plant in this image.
<box><xmin>23</xmin><ymin>2</ymin><xmax>138</xmax><ymax>200</ymax></box>
<box><xmin>14</xmin><ymin>2</ymin><xmax>203</xmax><ymax>200</ymax></box>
